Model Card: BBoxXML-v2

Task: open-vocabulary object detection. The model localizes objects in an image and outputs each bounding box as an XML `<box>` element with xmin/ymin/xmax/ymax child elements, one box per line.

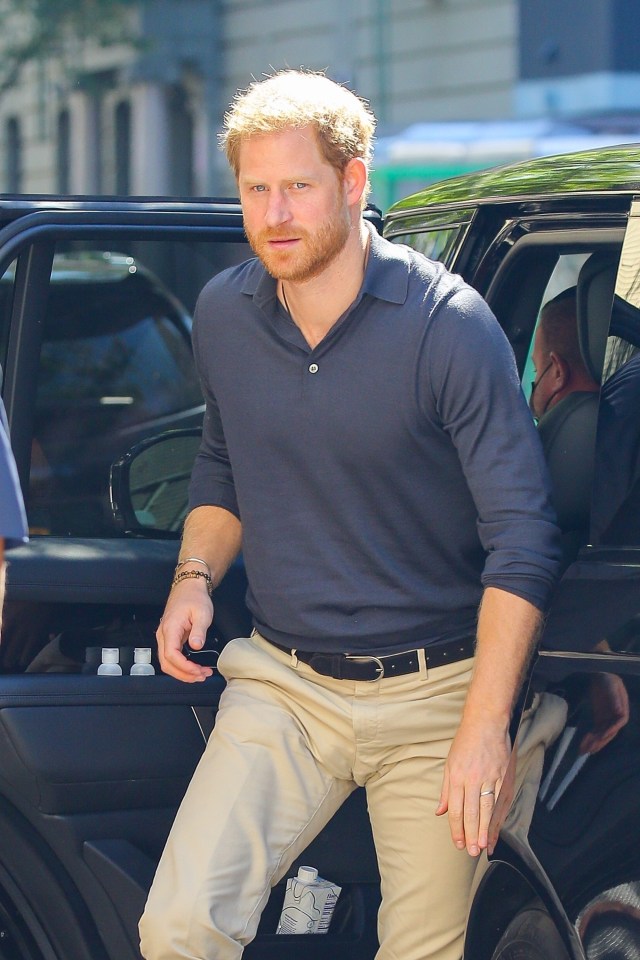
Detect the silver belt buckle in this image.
<box><xmin>344</xmin><ymin>654</ymin><xmax>384</xmax><ymax>681</ymax></box>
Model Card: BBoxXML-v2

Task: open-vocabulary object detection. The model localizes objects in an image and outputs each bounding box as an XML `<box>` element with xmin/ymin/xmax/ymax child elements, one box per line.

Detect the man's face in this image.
<box><xmin>237</xmin><ymin>126</ymin><xmax>352</xmax><ymax>283</ymax></box>
<box><xmin>529</xmin><ymin>323</ymin><xmax>553</xmax><ymax>419</ymax></box>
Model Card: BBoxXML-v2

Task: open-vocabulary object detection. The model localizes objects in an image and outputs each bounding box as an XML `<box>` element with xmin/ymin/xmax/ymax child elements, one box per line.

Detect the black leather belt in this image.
<box><xmin>265</xmin><ymin>636</ymin><xmax>475</xmax><ymax>682</ymax></box>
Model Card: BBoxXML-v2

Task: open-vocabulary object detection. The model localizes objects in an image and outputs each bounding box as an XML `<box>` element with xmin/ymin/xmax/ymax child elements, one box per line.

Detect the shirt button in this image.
<box><xmin>308</xmin><ymin>363</ymin><xmax>319</xmax><ymax>374</ymax></box>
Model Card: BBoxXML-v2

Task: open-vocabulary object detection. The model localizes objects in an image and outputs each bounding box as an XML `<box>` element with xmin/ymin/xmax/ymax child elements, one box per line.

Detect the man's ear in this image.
<box><xmin>549</xmin><ymin>351</ymin><xmax>570</xmax><ymax>389</ymax></box>
<box><xmin>343</xmin><ymin>157</ymin><xmax>368</xmax><ymax>208</ymax></box>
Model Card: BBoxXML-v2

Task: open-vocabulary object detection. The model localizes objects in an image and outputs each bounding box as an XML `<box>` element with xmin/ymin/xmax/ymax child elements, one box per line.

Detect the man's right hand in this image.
<box><xmin>156</xmin><ymin>505</ymin><xmax>242</xmax><ymax>681</ymax></box>
<box><xmin>156</xmin><ymin>578</ymin><xmax>215</xmax><ymax>682</ymax></box>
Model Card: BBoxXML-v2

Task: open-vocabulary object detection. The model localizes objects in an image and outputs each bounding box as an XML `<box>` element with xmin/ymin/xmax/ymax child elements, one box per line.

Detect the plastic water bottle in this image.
<box><xmin>97</xmin><ymin>647</ymin><xmax>122</xmax><ymax>676</ymax></box>
<box><xmin>130</xmin><ymin>647</ymin><xmax>155</xmax><ymax>675</ymax></box>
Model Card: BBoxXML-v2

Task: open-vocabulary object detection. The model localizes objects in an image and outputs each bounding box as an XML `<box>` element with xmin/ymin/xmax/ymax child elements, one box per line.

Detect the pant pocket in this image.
<box><xmin>215</xmin><ymin>636</ymin><xmax>253</xmax><ymax>681</ymax></box>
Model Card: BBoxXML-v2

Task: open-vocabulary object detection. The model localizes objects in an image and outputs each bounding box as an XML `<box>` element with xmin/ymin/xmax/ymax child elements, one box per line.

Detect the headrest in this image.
<box><xmin>576</xmin><ymin>252</ymin><xmax>619</xmax><ymax>383</ymax></box>
<box><xmin>537</xmin><ymin>390</ymin><xmax>599</xmax><ymax>532</ymax></box>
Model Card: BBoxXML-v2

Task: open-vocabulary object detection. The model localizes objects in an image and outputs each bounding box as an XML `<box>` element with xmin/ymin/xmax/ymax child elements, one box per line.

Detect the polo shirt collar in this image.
<box><xmin>241</xmin><ymin>219</ymin><xmax>410</xmax><ymax>309</ymax></box>
<box><xmin>362</xmin><ymin>220</ymin><xmax>409</xmax><ymax>305</ymax></box>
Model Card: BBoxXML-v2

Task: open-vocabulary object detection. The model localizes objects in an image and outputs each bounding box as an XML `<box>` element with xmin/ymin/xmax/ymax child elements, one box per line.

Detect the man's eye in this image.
<box><xmin>293</xmin><ymin>182</ymin><xmax>308</xmax><ymax>190</ymax></box>
<box><xmin>252</xmin><ymin>185</ymin><xmax>267</xmax><ymax>193</ymax></box>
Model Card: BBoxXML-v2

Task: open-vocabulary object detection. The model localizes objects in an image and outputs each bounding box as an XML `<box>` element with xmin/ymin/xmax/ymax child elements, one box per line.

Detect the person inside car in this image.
<box><xmin>0</xmin><ymin>395</ymin><xmax>27</xmax><ymax>633</ymax></box>
<box><xmin>530</xmin><ymin>289</ymin><xmax>629</xmax><ymax>758</ymax></box>
<box><xmin>529</xmin><ymin>286</ymin><xmax>599</xmax><ymax>423</ymax></box>
<box><xmin>139</xmin><ymin>70</ymin><xmax>561</xmax><ymax>960</ymax></box>
<box><xmin>530</xmin><ymin>286</ymin><xmax>600</xmax><ymax>569</ymax></box>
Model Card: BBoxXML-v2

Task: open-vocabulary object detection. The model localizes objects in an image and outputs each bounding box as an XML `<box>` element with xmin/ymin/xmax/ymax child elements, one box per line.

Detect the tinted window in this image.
<box><xmin>37</xmin><ymin>267</ymin><xmax>201</xmax><ymax>429</ymax></box>
<box><xmin>479</xmin><ymin>231</ymin><xmax>625</xmax><ymax>575</ymax></box>
<box><xmin>393</xmin><ymin>227</ymin><xmax>463</xmax><ymax>266</ymax></box>
<box><xmin>27</xmin><ymin>240</ymin><xmax>249</xmax><ymax>537</ymax></box>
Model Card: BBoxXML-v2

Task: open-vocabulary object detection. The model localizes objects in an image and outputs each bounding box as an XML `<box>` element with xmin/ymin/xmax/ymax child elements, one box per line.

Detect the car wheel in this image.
<box><xmin>492</xmin><ymin>907</ymin><xmax>572</xmax><ymax>960</ymax></box>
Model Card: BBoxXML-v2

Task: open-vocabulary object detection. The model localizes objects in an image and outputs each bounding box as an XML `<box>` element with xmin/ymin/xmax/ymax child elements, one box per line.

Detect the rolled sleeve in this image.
<box><xmin>425</xmin><ymin>286</ymin><xmax>561</xmax><ymax>611</ymax></box>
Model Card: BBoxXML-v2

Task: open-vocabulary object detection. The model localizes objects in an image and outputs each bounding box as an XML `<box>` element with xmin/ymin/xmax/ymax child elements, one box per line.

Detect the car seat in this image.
<box><xmin>536</xmin><ymin>251</ymin><xmax>618</xmax><ymax>566</ymax></box>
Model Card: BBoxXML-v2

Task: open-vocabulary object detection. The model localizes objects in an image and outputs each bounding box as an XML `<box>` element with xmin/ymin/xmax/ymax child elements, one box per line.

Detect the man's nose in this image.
<box><xmin>264</xmin><ymin>190</ymin><xmax>292</xmax><ymax>227</ymax></box>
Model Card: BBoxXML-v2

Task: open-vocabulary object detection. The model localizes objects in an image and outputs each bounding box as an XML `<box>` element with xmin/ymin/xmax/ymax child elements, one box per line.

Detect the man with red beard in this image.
<box><xmin>140</xmin><ymin>70</ymin><xmax>560</xmax><ymax>960</ymax></box>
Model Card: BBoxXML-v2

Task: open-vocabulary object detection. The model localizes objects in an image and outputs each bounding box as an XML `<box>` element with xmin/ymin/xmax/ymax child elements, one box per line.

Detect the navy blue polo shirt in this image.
<box><xmin>189</xmin><ymin>225</ymin><xmax>560</xmax><ymax>654</ymax></box>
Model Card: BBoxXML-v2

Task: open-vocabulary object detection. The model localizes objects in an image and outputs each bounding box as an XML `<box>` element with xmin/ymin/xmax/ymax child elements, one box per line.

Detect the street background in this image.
<box><xmin>1</xmin><ymin>0</ymin><xmax>639</xmax><ymax>211</ymax></box>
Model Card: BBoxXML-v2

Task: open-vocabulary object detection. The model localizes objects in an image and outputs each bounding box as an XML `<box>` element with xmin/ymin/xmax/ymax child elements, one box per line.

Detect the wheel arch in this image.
<box><xmin>464</xmin><ymin>857</ymin><xmax>582</xmax><ymax>960</ymax></box>
<box><xmin>0</xmin><ymin>794</ymin><xmax>110</xmax><ymax>960</ymax></box>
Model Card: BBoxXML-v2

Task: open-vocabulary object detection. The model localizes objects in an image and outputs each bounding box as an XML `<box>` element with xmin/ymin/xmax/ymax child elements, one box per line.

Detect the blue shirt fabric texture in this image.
<box><xmin>189</xmin><ymin>224</ymin><xmax>561</xmax><ymax>655</ymax></box>
<box><xmin>0</xmin><ymin>399</ymin><xmax>28</xmax><ymax>548</ymax></box>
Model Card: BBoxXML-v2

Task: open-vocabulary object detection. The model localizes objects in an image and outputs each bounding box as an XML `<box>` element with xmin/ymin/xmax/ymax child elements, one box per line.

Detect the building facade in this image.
<box><xmin>518</xmin><ymin>0</ymin><xmax>640</xmax><ymax>120</ymax></box>
<box><xmin>0</xmin><ymin>0</ymin><xmax>638</xmax><ymax>207</ymax></box>
<box><xmin>0</xmin><ymin>0</ymin><xmax>516</xmax><ymax>202</ymax></box>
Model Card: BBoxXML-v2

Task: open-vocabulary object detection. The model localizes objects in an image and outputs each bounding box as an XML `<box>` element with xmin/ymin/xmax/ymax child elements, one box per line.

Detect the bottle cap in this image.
<box><xmin>101</xmin><ymin>647</ymin><xmax>119</xmax><ymax>664</ymax></box>
<box><xmin>297</xmin><ymin>866</ymin><xmax>318</xmax><ymax>883</ymax></box>
<box><xmin>134</xmin><ymin>647</ymin><xmax>152</xmax><ymax>663</ymax></box>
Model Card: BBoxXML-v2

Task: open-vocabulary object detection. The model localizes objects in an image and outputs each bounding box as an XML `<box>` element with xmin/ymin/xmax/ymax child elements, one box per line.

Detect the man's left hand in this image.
<box><xmin>436</xmin><ymin>714</ymin><xmax>511</xmax><ymax>857</ymax></box>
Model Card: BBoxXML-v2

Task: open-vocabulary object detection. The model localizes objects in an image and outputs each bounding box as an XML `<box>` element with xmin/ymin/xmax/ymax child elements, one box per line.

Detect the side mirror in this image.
<box><xmin>110</xmin><ymin>428</ymin><xmax>201</xmax><ymax>537</ymax></box>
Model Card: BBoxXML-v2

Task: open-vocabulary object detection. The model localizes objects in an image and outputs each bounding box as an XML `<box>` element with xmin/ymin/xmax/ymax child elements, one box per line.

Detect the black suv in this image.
<box><xmin>1</xmin><ymin>145</ymin><xmax>640</xmax><ymax>960</ymax></box>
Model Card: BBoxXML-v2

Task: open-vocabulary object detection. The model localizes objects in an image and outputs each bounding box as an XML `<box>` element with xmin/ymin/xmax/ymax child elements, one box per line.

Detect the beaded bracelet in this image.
<box><xmin>171</xmin><ymin>569</ymin><xmax>214</xmax><ymax>595</ymax></box>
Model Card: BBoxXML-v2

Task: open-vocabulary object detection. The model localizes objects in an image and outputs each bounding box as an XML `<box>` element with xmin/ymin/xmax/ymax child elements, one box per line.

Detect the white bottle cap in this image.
<box><xmin>134</xmin><ymin>647</ymin><xmax>152</xmax><ymax>663</ymax></box>
<box><xmin>297</xmin><ymin>866</ymin><xmax>318</xmax><ymax>883</ymax></box>
<box><xmin>101</xmin><ymin>647</ymin><xmax>119</xmax><ymax>664</ymax></box>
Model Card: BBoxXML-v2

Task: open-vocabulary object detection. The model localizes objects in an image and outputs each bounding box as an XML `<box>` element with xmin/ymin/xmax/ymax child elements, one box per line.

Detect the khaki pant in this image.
<box><xmin>139</xmin><ymin>633</ymin><xmax>556</xmax><ymax>960</ymax></box>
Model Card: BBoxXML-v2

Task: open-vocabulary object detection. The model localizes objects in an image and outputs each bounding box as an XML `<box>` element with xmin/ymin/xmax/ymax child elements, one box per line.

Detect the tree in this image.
<box><xmin>0</xmin><ymin>0</ymin><xmax>137</xmax><ymax>99</ymax></box>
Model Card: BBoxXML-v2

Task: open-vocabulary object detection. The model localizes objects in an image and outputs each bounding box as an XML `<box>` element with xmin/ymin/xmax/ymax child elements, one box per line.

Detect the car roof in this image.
<box><xmin>0</xmin><ymin>197</ymin><xmax>383</xmax><ymax>240</ymax></box>
<box><xmin>386</xmin><ymin>142</ymin><xmax>640</xmax><ymax>217</ymax></box>
<box><xmin>0</xmin><ymin>196</ymin><xmax>241</xmax><ymax>213</ymax></box>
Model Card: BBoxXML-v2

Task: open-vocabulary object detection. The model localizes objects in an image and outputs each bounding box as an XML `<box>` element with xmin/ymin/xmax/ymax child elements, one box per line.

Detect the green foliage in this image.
<box><xmin>0</xmin><ymin>0</ymin><xmax>138</xmax><ymax>97</ymax></box>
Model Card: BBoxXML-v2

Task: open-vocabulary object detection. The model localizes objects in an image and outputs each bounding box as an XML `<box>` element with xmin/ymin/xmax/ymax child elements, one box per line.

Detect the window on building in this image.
<box><xmin>169</xmin><ymin>86</ymin><xmax>194</xmax><ymax>196</ymax></box>
<box><xmin>57</xmin><ymin>109</ymin><xmax>71</xmax><ymax>194</ymax></box>
<box><xmin>115</xmin><ymin>100</ymin><xmax>131</xmax><ymax>196</ymax></box>
<box><xmin>6</xmin><ymin>117</ymin><xmax>22</xmax><ymax>193</ymax></box>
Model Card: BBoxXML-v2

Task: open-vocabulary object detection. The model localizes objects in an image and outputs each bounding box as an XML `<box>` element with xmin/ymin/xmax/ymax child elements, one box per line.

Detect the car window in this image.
<box><xmin>37</xmin><ymin>255</ymin><xmax>201</xmax><ymax>423</ymax></box>
<box><xmin>479</xmin><ymin>229</ymin><xmax>625</xmax><ymax>575</ymax></box>
<box><xmin>392</xmin><ymin>227</ymin><xmax>464</xmax><ymax>266</ymax></box>
<box><xmin>27</xmin><ymin>239</ymin><xmax>250</xmax><ymax>538</ymax></box>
